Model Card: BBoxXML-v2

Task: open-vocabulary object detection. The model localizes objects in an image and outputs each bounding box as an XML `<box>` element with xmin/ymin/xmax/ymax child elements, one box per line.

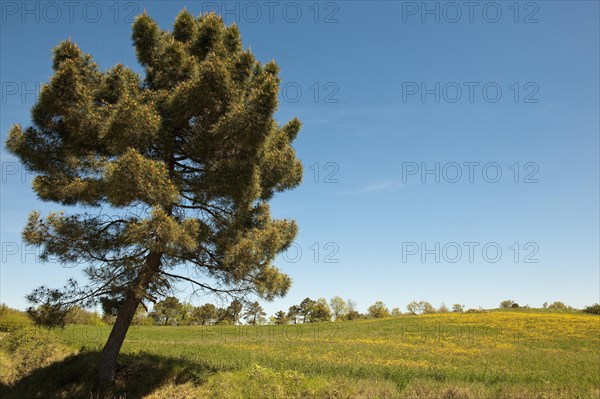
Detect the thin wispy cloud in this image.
<box><xmin>341</xmin><ymin>179</ymin><xmax>404</xmax><ymax>196</ymax></box>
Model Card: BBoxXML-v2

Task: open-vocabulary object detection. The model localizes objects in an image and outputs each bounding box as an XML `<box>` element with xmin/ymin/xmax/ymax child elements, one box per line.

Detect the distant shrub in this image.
<box><xmin>548</xmin><ymin>301</ymin><xmax>568</xmax><ymax>310</ymax></box>
<box><xmin>465</xmin><ymin>308</ymin><xmax>485</xmax><ymax>313</ymax></box>
<box><xmin>27</xmin><ymin>304</ymin><xmax>69</xmax><ymax>328</ymax></box>
<box><xmin>582</xmin><ymin>304</ymin><xmax>600</xmax><ymax>315</ymax></box>
<box><xmin>406</xmin><ymin>301</ymin><xmax>419</xmax><ymax>315</ymax></box>
<box><xmin>437</xmin><ymin>303</ymin><xmax>449</xmax><ymax>313</ymax></box>
<box><xmin>390</xmin><ymin>308</ymin><xmax>402</xmax><ymax>317</ymax></box>
<box><xmin>452</xmin><ymin>304</ymin><xmax>464</xmax><ymax>313</ymax></box>
<box><xmin>511</xmin><ymin>303</ymin><xmax>520</xmax><ymax>309</ymax></box>
<box><xmin>421</xmin><ymin>301</ymin><xmax>436</xmax><ymax>314</ymax></box>
<box><xmin>0</xmin><ymin>304</ymin><xmax>33</xmax><ymax>332</ymax></box>
<box><xmin>345</xmin><ymin>310</ymin><xmax>362</xmax><ymax>320</ymax></box>
<box><xmin>406</xmin><ymin>300</ymin><xmax>436</xmax><ymax>315</ymax></box>
<box><xmin>3</xmin><ymin>327</ymin><xmax>74</xmax><ymax>377</ymax></box>
<box><xmin>64</xmin><ymin>306</ymin><xmax>105</xmax><ymax>325</ymax></box>
<box><xmin>367</xmin><ymin>301</ymin><xmax>390</xmax><ymax>318</ymax></box>
<box><xmin>500</xmin><ymin>300</ymin><xmax>515</xmax><ymax>309</ymax></box>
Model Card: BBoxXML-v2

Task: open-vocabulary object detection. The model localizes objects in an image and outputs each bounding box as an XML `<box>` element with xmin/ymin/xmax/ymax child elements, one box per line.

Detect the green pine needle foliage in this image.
<box><xmin>6</xmin><ymin>10</ymin><xmax>303</xmax><ymax>316</ymax></box>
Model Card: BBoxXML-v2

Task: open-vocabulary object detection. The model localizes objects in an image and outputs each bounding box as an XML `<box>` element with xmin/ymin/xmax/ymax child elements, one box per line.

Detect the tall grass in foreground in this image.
<box><xmin>1</xmin><ymin>311</ymin><xmax>599</xmax><ymax>398</ymax></box>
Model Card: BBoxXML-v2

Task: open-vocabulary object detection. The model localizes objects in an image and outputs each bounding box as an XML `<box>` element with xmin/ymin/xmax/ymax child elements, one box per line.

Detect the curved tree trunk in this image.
<box><xmin>96</xmin><ymin>290</ymin><xmax>140</xmax><ymax>390</ymax></box>
<box><xmin>97</xmin><ymin>252</ymin><xmax>162</xmax><ymax>391</ymax></box>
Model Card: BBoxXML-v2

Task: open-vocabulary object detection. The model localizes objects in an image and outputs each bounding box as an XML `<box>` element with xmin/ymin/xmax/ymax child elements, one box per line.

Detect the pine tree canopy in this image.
<box><xmin>6</xmin><ymin>10</ymin><xmax>303</xmax><ymax>313</ymax></box>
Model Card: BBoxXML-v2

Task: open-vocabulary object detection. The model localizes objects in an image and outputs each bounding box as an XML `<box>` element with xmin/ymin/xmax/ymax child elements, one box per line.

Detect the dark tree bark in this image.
<box><xmin>97</xmin><ymin>252</ymin><xmax>162</xmax><ymax>391</ymax></box>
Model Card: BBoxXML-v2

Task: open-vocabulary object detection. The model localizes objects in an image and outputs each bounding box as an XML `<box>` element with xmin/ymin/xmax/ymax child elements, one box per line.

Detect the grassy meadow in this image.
<box><xmin>1</xmin><ymin>309</ymin><xmax>598</xmax><ymax>398</ymax></box>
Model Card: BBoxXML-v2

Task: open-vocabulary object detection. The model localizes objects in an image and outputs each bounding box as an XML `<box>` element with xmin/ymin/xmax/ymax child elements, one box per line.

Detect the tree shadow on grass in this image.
<box><xmin>0</xmin><ymin>351</ymin><xmax>218</xmax><ymax>399</ymax></box>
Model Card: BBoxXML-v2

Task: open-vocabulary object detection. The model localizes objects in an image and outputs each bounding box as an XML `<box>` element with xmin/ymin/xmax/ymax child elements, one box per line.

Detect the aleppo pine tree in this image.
<box><xmin>6</xmin><ymin>10</ymin><xmax>302</xmax><ymax>389</ymax></box>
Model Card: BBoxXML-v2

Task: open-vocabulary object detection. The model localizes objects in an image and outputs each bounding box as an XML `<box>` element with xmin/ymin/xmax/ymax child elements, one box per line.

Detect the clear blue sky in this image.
<box><xmin>1</xmin><ymin>1</ymin><xmax>598</xmax><ymax>316</ymax></box>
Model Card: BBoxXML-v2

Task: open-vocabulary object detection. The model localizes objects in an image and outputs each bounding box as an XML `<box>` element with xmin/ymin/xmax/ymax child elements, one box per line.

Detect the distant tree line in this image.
<box><xmin>499</xmin><ymin>300</ymin><xmax>582</xmax><ymax>311</ymax></box>
<box><xmin>7</xmin><ymin>298</ymin><xmax>600</xmax><ymax>329</ymax></box>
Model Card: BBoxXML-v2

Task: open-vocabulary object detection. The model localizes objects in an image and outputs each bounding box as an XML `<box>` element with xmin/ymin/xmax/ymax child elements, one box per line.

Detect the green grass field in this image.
<box><xmin>1</xmin><ymin>310</ymin><xmax>599</xmax><ymax>398</ymax></box>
